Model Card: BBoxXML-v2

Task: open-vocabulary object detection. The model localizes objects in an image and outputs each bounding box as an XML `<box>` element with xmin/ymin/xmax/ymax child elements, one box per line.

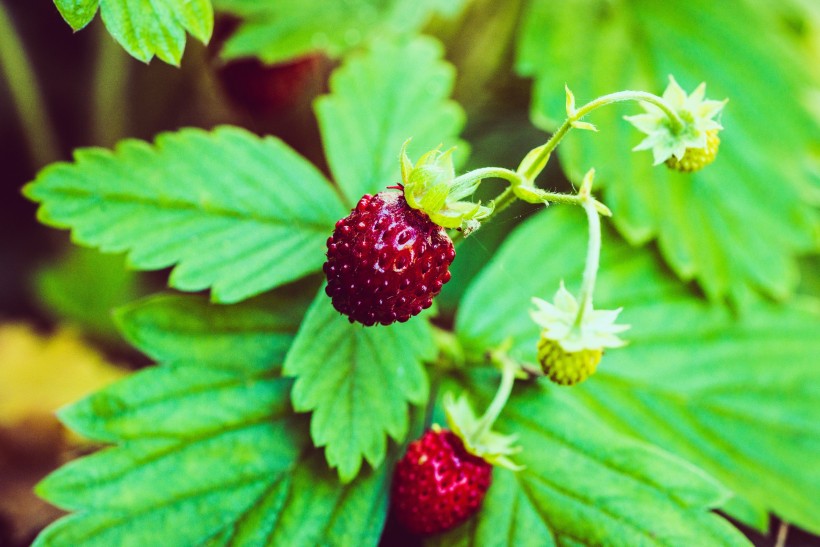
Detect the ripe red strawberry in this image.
<box><xmin>392</xmin><ymin>428</ymin><xmax>493</xmax><ymax>535</ymax></box>
<box><xmin>323</xmin><ymin>188</ymin><xmax>455</xmax><ymax>326</ymax></box>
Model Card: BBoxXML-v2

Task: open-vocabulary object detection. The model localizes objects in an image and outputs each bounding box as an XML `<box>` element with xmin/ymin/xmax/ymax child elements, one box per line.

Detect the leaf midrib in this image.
<box><xmin>44</xmin><ymin>186</ymin><xmax>334</xmax><ymax>233</ymax></box>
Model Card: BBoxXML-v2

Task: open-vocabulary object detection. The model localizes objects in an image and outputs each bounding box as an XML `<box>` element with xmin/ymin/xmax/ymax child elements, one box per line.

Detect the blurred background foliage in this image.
<box><xmin>0</xmin><ymin>0</ymin><xmax>818</xmax><ymax>544</ymax></box>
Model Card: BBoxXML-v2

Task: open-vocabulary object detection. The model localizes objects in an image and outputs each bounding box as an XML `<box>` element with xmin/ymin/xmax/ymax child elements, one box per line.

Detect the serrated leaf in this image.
<box><xmin>24</xmin><ymin>126</ymin><xmax>346</xmax><ymax>304</ymax></box>
<box><xmin>457</xmin><ymin>206</ymin><xmax>820</xmax><ymax>533</ymax></box>
<box><xmin>35</xmin><ymin>366</ymin><xmax>391</xmax><ymax>546</ymax></box>
<box><xmin>54</xmin><ymin>0</ymin><xmax>99</xmax><ymax>31</ymax></box>
<box><xmin>54</xmin><ymin>0</ymin><xmax>213</xmax><ymax>65</ymax></box>
<box><xmin>283</xmin><ymin>287</ymin><xmax>434</xmax><ymax>482</ymax></box>
<box><xmin>429</xmin><ymin>376</ymin><xmax>748</xmax><ymax>546</ymax></box>
<box><xmin>100</xmin><ymin>0</ymin><xmax>213</xmax><ymax>65</ymax></box>
<box><xmin>516</xmin><ymin>0</ymin><xmax>819</xmax><ymax>303</ymax></box>
<box><xmin>213</xmin><ymin>0</ymin><xmax>466</xmax><ymax>63</ymax></box>
<box><xmin>114</xmin><ymin>288</ymin><xmax>311</xmax><ymax>370</ymax></box>
<box><xmin>316</xmin><ymin>36</ymin><xmax>466</xmax><ymax>206</ymax></box>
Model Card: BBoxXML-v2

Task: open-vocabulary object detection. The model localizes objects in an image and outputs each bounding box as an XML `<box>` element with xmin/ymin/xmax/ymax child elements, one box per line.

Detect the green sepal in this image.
<box><xmin>443</xmin><ymin>393</ymin><xmax>523</xmax><ymax>471</ymax></box>
<box><xmin>400</xmin><ymin>141</ymin><xmax>492</xmax><ymax>231</ymax></box>
<box><xmin>531</xmin><ymin>281</ymin><xmax>630</xmax><ymax>353</ymax></box>
<box><xmin>571</xmin><ymin>120</ymin><xmax>598</xmax><ymax>132</ymax></box>
<box><xmin>515</xmin><ymin>145</ymin><xmax>551</xmax><ymax>182</ymax></box>
<box><xmin>625</xmin><ymin>76</ymin><xmax>727</xmax><ymax>165</ymax></box>
<box><xmin>565</xmin><ymin>84</ymin><xmax>577</xmax><ymax>117</ymax></box>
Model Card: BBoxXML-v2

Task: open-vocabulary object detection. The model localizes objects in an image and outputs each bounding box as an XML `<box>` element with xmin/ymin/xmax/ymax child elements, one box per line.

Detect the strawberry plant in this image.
<box><xmin>2</xmin><ymin>0</ymin><xmax>819</xmax><ymax>546</ymax></box>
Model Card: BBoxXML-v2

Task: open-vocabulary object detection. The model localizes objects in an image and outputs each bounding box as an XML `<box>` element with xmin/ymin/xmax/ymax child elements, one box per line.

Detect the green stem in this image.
<box><xmin>451</xmin><ymin>166</ymin><xmax>521</xmax><ymax>189</ymax></box>
<box><xmin>447</xmin><ymin>89</ymin><xmax>679</xmax><ymax>243</ymax></box>
<box><xmin>0</xmin><ymin>3</ymin><xmax>60</xmax><ymax>167</ymax></box>
<box><xmin>573</xmin><ymin>191</ymin><xmax>602</xmax><ymax>330</ymax></box>
<box><xmin>472</xmin><ymin>355</ymin><xmax>517</xmax><ymax>439</ymax></box>
<box><xmin>575</xmin><ymin>90</ymin><xmax>684</xmax><ymax>130</ymax></box>
<box><xmin>521</xmin><ymin>90</ymin><xmax>684</xmax><ymax>183</ymax></box>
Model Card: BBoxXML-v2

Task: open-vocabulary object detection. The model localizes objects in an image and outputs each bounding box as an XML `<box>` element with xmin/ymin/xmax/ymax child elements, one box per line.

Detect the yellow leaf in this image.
<box><xmin>0</xmin><ymin>323</ymin><xmax>126</xmax><ymax>427</ymax></box>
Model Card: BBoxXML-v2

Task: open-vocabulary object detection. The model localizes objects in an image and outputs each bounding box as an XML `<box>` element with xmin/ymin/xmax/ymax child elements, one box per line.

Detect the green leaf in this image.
<box><xmin>114</xmin><ymin>288</ymin><xmax>311</xmax><ymax>370</ymax></box>
<box><xmin>316</xmin><ymin>36</ymin><xmax>466</xmax><ymax>206</ymax></box>
<box><xmin>430</xmin><ymin>377</ymin><xmax>749</xmax><ymax>546</ymax></box>
<box><xmin>54</xmin><ymin>0</ymin><xmax>213</xmax><ymax>65</ymax></box>
<box><xmin>283</xmin><ymin>287</ymin><xmax>434</xmax><ymax>482</ymax></box>
<box><xmin>517</xmin><ymin>0</ymin><xmax>819</xmax><ymax>303</ymax></box>
<box><xmin>24</xmin><ymin>126</ymin><xmax>346</xmax><ymax>304</ymax></box>
<box><xmin>458</xmin><ymin>206</ymin><xmax>820</xmax><ymax>533</ymax></box>
<box><xmin>213</xmin><ymin>0</ymin><xmax>466</xmax><ymax>63</ymax></box>
<box><xmin>35</xmin><ymin>246</ymin><xmax>145</xmax><ymax>341</ymax></box>
<box><xmin>54</xmin><ymin>0</ymin><xmax>99</xmax><ymax>31</ymax></box>
<box><xmin>35</xmin><ymin>365</ymin><xmax>391</xmax><ymax>546</ymax></box>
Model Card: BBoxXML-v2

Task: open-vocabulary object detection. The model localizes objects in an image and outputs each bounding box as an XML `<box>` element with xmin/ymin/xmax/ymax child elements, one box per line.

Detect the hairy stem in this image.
<box><xmin>449</xmin><ymin>89</ymin><xmax>678</xmax><ymax>243</ymax></box>
<box><xmin>573</xmin><ymin>186</ymin><xmax>602</xmax><ymax>330</ymax></box>
<box><xmin>472</xmin><ymin>356</ymin><xmax>517</xmax><ymax>439</ymax></box>
<box><xmin>520</xmin><ymin>90</ymin><xmax>684</xmax><ymax>183</ymax></box>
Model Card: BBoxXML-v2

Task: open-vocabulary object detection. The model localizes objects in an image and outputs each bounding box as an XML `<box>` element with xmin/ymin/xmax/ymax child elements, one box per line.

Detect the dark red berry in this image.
<box><xmin>391</xmin><ymin>428</ymin><xmax>492</xmax><ymax>535</ymax></box>
<box><xmin>324</xmin><ymin>189</ymin><xmax>455</xmax><ymax>326</ymax></box>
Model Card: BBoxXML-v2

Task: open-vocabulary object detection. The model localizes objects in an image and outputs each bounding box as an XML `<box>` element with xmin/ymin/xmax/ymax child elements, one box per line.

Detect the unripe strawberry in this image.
<box><xmin>665</xmin><ymin>129</ymin><xmax>721</xmax><ymax>172</ymax></box>
<box><xmin>536</xmin><ymin>336</ymin><xmax>602</xmax><ymax>386</ymax></box>
<box><xmin>324</xmin><ymin>189</ymin><xmax>455</xmax><ymax>326</ymax></box>
<box><xmin>391</xmin><ymin>428</ymin><xmax>492</xmax><ymax>535</ymax></box>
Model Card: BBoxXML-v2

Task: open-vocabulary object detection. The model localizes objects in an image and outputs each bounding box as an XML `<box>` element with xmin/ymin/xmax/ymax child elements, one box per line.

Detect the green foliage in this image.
<box><xmin>430</xmin><ymin>376</ymin><xmax>749</xmax><ymax>546</ymax></box>
<box><xmin>53</xmin><ymin>0</ymin><xmax>213</xmax><ymax>65</ymax></box>
<box><xmin>35</xmin><ymin>366</ymin><xmax>391</xmax><ymax>546</ymax></box>
<box><xmin>517</xmin><ymin>0</ymin><xmax>820</xmax><ymax>303</ymax></box>
<box><xmin>35</xmin><ymin>290</ymin><xmax>394</xmax><ymax>545</ymax></box>
<box><xmin>53</xmin><ymin>0</ymin><xmax>98</xmax><ymax>31</ymax></box>
<box><xmin>458</xmin><ymin>206</ymin><xmax>820</xmax><ymax>534</ymax></box>
<box><xmin>283</xmin><ymin>288</ymin><xmax>434</xmax><ymax>483</ymax></box>
<box><xmin>35</xmin><ymin>246</ymin><xmax>143</xmax><ymax>341</ymax></box>
<box><xmin>24</xmin><ymin>127</ymin><xmax>346</xmax><ymax>304</ymax></box>
<box><xmin>115</xmin><ymin>289</ymin><xmax>311</xmax><ymax>369</ymax></box>
<box><xmin>316</xmin><ymin>36</ymin><xmax>466</xmax><ymax>206</ymax></box>
<box><xmin>213</xmin><ymin>0</ymin><xmax>465</xmax><ymax>63</ymax></box>
<box><xmin>21</xmin><ymin>2</ymin><xmax>820</xmax><ymax>543</ymax></box>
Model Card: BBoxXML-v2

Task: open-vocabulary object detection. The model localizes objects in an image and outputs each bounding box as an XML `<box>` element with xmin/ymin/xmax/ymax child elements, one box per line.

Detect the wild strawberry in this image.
<box><xmin>665</xmin><ymin>129</ymin><xmax>720</xmax><ymax>172</ymax></box>
<box><xmin>625</xmin><ymin>76</ymin><xmax>726</xmax><ymax>170</ymax></box>
<box><xmin>536</xmin><ymin>337</ymin><xmax>602</xmax><ymax>386</ymax></box>
<box><xmin>323</xmin><ymin>189</ymin><xmax>455</xmax><ymax>326</ymax></box>
<box><xmin>530</xmin><ymin>282</ymin><xmax>629</xmax><ymax>386</ymax></box>
<box><xmin>391</xmin><ymin>427</ymin><xmax>492</xmax><ymax>535</ymax></box>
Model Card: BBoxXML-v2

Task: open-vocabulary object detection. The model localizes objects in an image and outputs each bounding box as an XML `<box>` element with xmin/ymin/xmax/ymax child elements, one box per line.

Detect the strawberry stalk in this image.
<box><xmin>572</xmin><ymin>170</ymin><xmax>601</xmax><ymax>331</ymax></box>
<box><xmin>471</xmin><ymin>351</ymin><xmax>519</xmax><ymax>440</ymax></box>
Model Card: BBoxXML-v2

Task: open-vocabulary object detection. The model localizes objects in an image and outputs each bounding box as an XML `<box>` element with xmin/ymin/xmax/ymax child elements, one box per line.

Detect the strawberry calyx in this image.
<box><xmin>400</xmin><ymin>140</ymin><xmax>492</xmax><ymax>233</ymax></box>
<box><xmin>442</xmin><ymin>353</ymin><xmax>523</xmax><ymax>471</ymax></box>
<box><xmin>530</xmin><ymin>281</ymin><xmax>629</xmax><ymax>354</ymax></box>
<box><xmin>624</xmin><ymin>75</ymin><xmax>727</xmax><ymax>169</ymax></box>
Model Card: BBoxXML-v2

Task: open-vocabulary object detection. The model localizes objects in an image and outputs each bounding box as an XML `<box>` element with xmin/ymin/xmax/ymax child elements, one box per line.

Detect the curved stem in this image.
<box><xmin>573</xmin><ymin>192</ymin><xmax>602</xmax><ymax>330</ymax></box>
<box><xmin>520</xmin><ymin>90</ymin><xmax>684</xmax><ymax>184</ymax></box>
<box><xmin>0</xmin><ymin>3</ymin><xmax>60</xmax><ymax>167</ymax></box>
<box><xmin>473</xmin><ymin>355</ymin><xmax>517</xmax><ymax>439</ymax></box>
<box><xmin>447</xmin><ymin>89</ymin><xmax>679</xmax><ymax>243</ymax></box>
<box><xmin>451</xmin><ymin>166</ymin><xmax>522</xmax><ymax>189</ymax></box>
<box><xmin>574</xmin><ymin>90</ymin><xmax>684</xmax><ymax>132</ymax></box>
